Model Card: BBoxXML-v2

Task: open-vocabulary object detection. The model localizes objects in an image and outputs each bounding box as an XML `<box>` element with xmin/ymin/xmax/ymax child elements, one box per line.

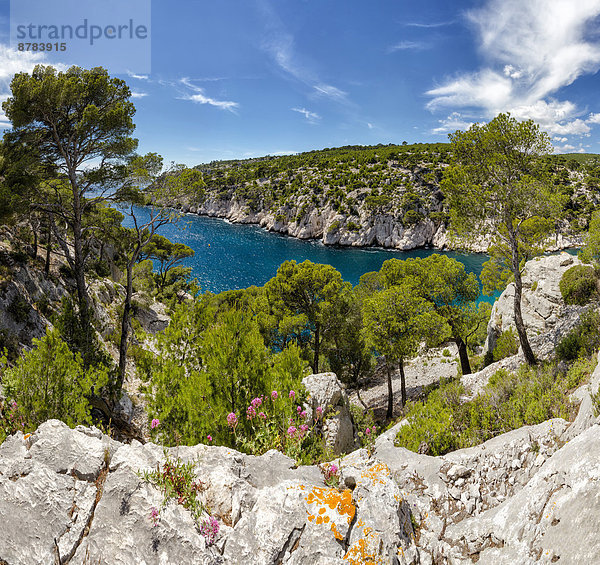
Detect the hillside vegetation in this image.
<box><xmin>173</xmin><ymin>144</ymin><xmax>600</xmax><ymax>250</ymax></box>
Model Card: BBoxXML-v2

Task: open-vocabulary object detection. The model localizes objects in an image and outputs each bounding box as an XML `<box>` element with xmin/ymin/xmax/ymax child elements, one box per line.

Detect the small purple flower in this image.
<box><xmin>246</xmin><ymin>405</ymin><xmax>257</xmax><ymax>419</ymax></box>
<box><xmin>200</xmin><ymin>516</ymin><xmax>220</xmax><ymax>546</ymax></box>
<box><xmin>300</xmin><ymin>410</ymin><xmax>307</xmax><ymax>419</ymax></box>
<box><xmin>316</xmin><ymin>406</ymin><xmax>323</xmax><ymax>416</ymax></box>
<box><xmin>289</xmin><ymin>390</ymin><xmax>295</xmax><ymax>399</ymax></box>
<box><xmin>151</xmin><ymin>418</ymin><xmax>160</xmax><ymax>429</ymax></box>
<box><xmin>330</xmin><ymin>463</ymin><xmax>339</xmax><ymax>475</ymax></box>
<box><xmin>251</xmin><ymin>397</ymin><xmax>263</xmax><ymax>408</ymax></box>
<box><xmin>365</xmin><ymin>427</ymin><xmax>371</xmax><ymax>436</ymax></box>
<box><xmin>227</xmin><ymin>413</ymin><xmax>238</xmax><ymax>428</ymax></box>
<box><xmin>287</xmin><ymin>426</ymin><xmax>297</xmax><ymax>436</ymax></box>
<box><xmin>150</xmin><ymin>506</ymin><xmax>160</xmax><ymax>527</ymax></box>
<box><xmin>258</xmin><ymin>412</ymin><xmax>266</xmax><ymax>419</ymax></box>
<box><xmin>297</xmin><ymin>405</ymin><xmax>302</xmax><ymax>413</ymax></box>
<box><xmin>271</xmin><ymin>390</ymin><xmax>278</xmax><ymax>400</ymax></box>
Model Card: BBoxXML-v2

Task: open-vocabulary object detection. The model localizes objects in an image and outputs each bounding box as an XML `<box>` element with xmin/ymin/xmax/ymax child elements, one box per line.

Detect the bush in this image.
<box><xmin>493</xmin><ymin>327</ymin><xmax>519</xmax><ymax>361</ymax></box>
<box><xmin>1</xmin><ymin>329</ymin><xmax>109</xmax><ymax>433</ymax></box>
<box><xmin>556</xmin><ymin>310</ymin><xmax>600</xmax><ymax>361</ymax></box>
<box><xmin>395</xmin><ymin>359</ymin><xmax>593</xmax><ymax>456</ymax></box>
<box><xmin>559</xmin><ymin>265</ymin><xmax>598</xmax><ymax>305</ymax></box>
<box><xmin>143</xmin><ymin>304</ymin><xmax>322</xmax><ymax>461</ymax></box>
<box><xmin>7</xmin><ymin>296</ymin><xmax>31</xmax><ymax>324</ymax></box>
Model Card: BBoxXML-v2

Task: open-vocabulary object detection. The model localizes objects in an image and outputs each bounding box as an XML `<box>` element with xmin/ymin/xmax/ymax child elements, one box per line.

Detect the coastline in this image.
<box><xmin>178</xmin><ymin>199</ymin><xmax>583</xmax><ymax>254</ymax></box>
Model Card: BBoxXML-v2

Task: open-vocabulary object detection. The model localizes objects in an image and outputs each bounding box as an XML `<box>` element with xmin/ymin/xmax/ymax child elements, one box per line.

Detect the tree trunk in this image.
<box><xmin>513</xmin><ymin>270</ymin><xmax>536</xmax><ymax>365</ymax></box>
<box><xmin>31</xmin><ymin>224</ymin><xmax>38</xmax><ymax>258</ymax></box>
<box><xmin>44</xmin><ymin>221</ymin><xmax>52</xmax><ymax>276</ymax></box>
<box><xmin>399</xmin><ymin>358</ymin><xmax>407</xmax><ymax>408</ymax></box>
<box><xmin>454</xmin><ymin>336</ymin><xmax>472</xmax><ymax>375</ymax></box>
<box><xmin>507</xmin><ymin>226</ymin><xmax>536</xmax><ymax>365</ymax></box>
<box><xmin>117</xmin><ymin>259</ymin><xmax>135</xmax><ymax>393</ymax></box>
<box><xmin>70</xmin><ymin>173</ymin><xmax>94</xmax><ymax>366</ymax></box>
<box><xmin>313</xmin><ymin>322</ymin><xmax>320</xmax><ymax>373</ymax></box>
<box><xmin>386</xmin><ymin>360</ymin><xmax>394</xmax><ymax>419</ymax></box>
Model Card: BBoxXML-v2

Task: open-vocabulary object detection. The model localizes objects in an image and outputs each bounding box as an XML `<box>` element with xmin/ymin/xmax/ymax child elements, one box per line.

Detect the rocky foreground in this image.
<box><xmin>1</xmin><ymin>349</ymin><xmax>599</xmax><ymax>564</ymax></box>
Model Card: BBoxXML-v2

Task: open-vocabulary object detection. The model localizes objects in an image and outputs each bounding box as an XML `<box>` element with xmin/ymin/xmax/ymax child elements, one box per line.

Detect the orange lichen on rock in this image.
<box><xmin>360</xmin><ymin>462</ymin><xmax>391</xmax><ymax>485</ymax></box>
<box><xmin>343</xmin><ymin>530</ymin><xmax>385</xmax><ymax>565</ymax></box>
<box><xmin>330</xmin><ymin>522</ymin><xmax>343</xmax><ymax>540</ymax></box>
<box><xmin>305</xmin><ymin>486</ymin><xmax>356</xmax><ymax>522</ymax></box>
<box><xmin>304</xmin><ymin>486</ymin><xmax>356</xmax><ymax>541</ymax></box>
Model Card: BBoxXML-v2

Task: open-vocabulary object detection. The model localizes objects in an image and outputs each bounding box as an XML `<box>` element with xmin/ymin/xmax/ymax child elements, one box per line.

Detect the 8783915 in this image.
<box><xmin>18</xmin><ymin>43</ymin><xmax>67</xmax><ymax>51</ymax></box>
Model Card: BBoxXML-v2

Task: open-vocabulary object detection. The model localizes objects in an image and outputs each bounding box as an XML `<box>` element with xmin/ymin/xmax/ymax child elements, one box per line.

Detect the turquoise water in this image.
<box><xmin>120</xmin><ymin>206</ymin><xmax>493</xmax><ymax>298</ymax></box>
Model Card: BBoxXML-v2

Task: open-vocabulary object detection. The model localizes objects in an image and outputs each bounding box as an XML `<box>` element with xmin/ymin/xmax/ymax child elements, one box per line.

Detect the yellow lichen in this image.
<box><xmin>360</xmin><ymin>462</ymin><xmax>391</xmax><ymax>485</ymax></box>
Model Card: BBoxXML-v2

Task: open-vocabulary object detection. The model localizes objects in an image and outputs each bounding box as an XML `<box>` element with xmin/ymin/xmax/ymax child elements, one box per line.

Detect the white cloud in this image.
<box><xmin>431</xmin><ymin>112</ymin><xmax>475</xmax><ymax>134</ymax></box>
<box><xmin>313</xmin><ymin>84</ymin><xmax>347</xmax><ymax>101</ymax></box>
<box><xmin>425</xmin><ymin>0</ymin><xmax>600</xmax><ymax>138</ymax></box>
<box><xmin>588</xmin><ymin>112</ymin><xmax>600</xmax><ymax>124</ymax></box>
<box><xmin>131</xmin><ymin>91</ymin><xmax>148</xmax><ymax>99</ymax></box>
<box><xmin>291</xmin><ymin>107</ymin><xmax>321</xmax><ymax>123</ymax></box>
<box><xmin>178</xmin><ymin>78</ymin><xmax>239</xmax><ymax>112</ymax></box>
<box><xmin>388</xmin><ymin>41</ymin><xmax>430</xmax><ymax>52</ymax></box>
<box><xmin>367</xmin><ymin>122</ymin><xmax>374</xmax><ymax>129</ymax></box>
<box><xmin>127</xmin><ymin>71</ymin><xmax>149</xmax><ymax>80</ymax></box>
<box><xmin>427</xmin><ymin>69</ymin><xmax>513</xmax><ymax>111</ymax></box>
<box><xmin>404</xmin><ymin>21</ymin><xmax>455</xmax><ymax>29</ymax></box>
<box><xmin>260</xmin><ymin>2</ymin><xmax>349</xmax><ymax>103</ymax></box>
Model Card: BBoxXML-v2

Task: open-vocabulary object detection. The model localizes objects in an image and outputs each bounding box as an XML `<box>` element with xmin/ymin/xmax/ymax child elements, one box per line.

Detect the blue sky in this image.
<box><xmin>2</xmin><ymin>0</ymin><xmax>600</xmax><ymax>165</ymax></box>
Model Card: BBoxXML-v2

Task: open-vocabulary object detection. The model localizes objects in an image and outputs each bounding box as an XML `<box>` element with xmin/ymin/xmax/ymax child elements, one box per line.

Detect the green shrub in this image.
<box><xmin>1</xmin><ymin>329</ymin><xmax>109</xmax><ymax>433</ymax></box>
<box><xmin>559</xmin><ymin>265</ymin><xmax>598</xmax><ymax>305</ymax></box>
<box><xmin>556</xmin><ymin>311</ymin><xmax>600</xmax><ymax>361</ymax></box>
<box><xmin>143</xmin><ymin>305</ymin><xmax>322</xmax><ymax>461</ymax></box>
<box><xmin>8</xmin><ymin>296</ymin><xmax>30</xmax><ymax>324</ymax></box>
<box><xmin>140</xmin><ymin>452</ymin><xmax>206</xmax><ymax>526</ymax></box>
<box><xmin>347</xmin><ymin>221</ymin><xmax>361</xmax><ymax>232</ymax></box>
<box><xmin>395</xmin><ymin>359</ymin><xmax>592</xmax><ymax>456</ymax></box>
<box><xmin>493</xmin><ymin>327</ymin><xmax>519</xmax><ymax>361</ymax></box>
<box><xmin>327</xmin><ymin>220</ymin><xmax>341</xmax><ymax>234</ymax></box>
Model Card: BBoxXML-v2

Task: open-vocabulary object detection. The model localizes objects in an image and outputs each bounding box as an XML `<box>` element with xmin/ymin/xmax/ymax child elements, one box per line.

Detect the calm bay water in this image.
<box><xmin>120</xmin><ymin>206</ymin><xmax>493</xmax><ymax>299</ymax></box>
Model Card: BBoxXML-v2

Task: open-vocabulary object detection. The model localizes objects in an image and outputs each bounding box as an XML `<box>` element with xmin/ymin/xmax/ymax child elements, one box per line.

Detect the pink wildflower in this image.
<box><xmin>287</xmin><ymin>426</ymin><xmax>297</xmax><ymax>436</ymax></box>
<box><xmin>227</xmin><ymin>413</ymin><xmax>238</xmax><ymax>428</ymax></box>
<box><xmin>251</xmin><ymin>397</ymin><xmax>263</xmax><ymax>408</ymax></box>
<box><xmin>300</xmin><ymin>410</ymin><xmax>307</xmax><ymax>419</ymax></box>
<box><xmin>316</xmin><ymin>406</ymin><xmax>323</xmax><ymax>416</ymax></box>
<box><xmin>151</xmin><ymin>418</ymin><xmax>160</xmax><ymax>429</ymax></box>
<box><xmin>330</xmin><ymin>463</ymin><xmax>339</xmax><ymax>475</ymax></box>
<box><xmin>207</xmin><ymin>435</ymin><xmax>213</xmax><ymax>442</ymax></box>
<box><xmin>258</xmin><ymin>412</ymin><xmax>266</xmax><ymax>419</ymax></box>
<box><xmin>150</xmin><ymin>506</ymin><xmax>160</xmax><ymax>527</ymax></box>
<box><xmin>246</xmin><ymin>405</ymin><xmax>257</xmax><ymax>419</ymax></box>
<box><xmin>289</xmin><ymin>390</ymin><xmax>295</xmax><ymax>399</ymax></box>
<box><xmin>297</xmin><ymin>405</ymin><xmax>302</xmax><ymax>413</ymax></box>
<box><xmin>271</xmin><ymin>390</ymin><xmax>278</xmax><ymax>400</ymax></box>
<box><xmin>365</xmin><ymin>427</ymin><xmax>371</xmax><ymax>435</ymax></box>
<box><xmin>200</xmin><ymin>516</ymin><xmax>220</xmax><ymax>546</ymax></box>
